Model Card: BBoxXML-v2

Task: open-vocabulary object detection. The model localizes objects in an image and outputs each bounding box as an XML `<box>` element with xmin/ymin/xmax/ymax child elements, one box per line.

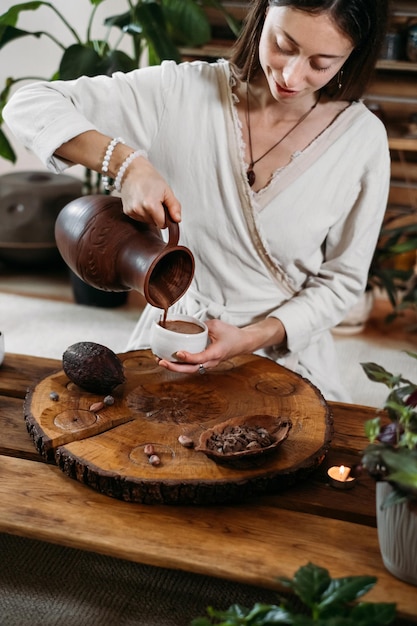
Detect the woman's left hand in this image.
<box><xmin>157</xmin><ymin>319</ymin><xmax>243</xmax><ymax>374</ymax></box>
<box><xmin>157</xmin><ymin>317</ymin><xmax>286</xmax><ymax>374</ymax></box>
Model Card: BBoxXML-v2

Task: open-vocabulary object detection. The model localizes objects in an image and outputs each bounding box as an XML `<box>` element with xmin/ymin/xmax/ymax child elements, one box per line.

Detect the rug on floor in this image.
<box><xmin>1</xmin><ymin>292</ymin><xmax>139</xmax><ymax>359</ymax></box>
<box><xmin>1</xmin><ymin>292</ymin><xmax>416</xmax><ymax>408</ymax></box>
<box><xmin>0</xmin><ymin>533</ymin><xmax>281</xmax><ymax>626</ymax></box>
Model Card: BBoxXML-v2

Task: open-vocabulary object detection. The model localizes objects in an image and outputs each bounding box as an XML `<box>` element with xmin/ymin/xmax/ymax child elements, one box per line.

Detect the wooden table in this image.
<box><xmin>1</xmin><ymin>352</ymin><xmax>416</xmax><ymax>621</ymax></box>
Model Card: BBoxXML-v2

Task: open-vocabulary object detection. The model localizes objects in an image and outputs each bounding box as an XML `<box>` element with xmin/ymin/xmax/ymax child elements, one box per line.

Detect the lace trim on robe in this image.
<box><xmin>228</xmin><ymin>64</ymin><xmax>353</xmax><ymax>201</ymax></box>
<box><xmin>225</xmin><ymin>63</ymin><xmax>298</xmax><ymax>296</ymax></box>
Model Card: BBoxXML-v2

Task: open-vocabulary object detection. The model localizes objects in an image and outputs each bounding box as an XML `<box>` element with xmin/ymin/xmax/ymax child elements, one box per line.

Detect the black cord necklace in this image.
<box><xmin>245</xmin><ymin>81</ymin><xmax>320</xmax><ymax>187</ymax></box>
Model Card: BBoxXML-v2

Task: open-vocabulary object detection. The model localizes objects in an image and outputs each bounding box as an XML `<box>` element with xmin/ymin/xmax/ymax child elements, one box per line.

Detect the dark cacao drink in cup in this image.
<box><xmin>161</xmin><ymin>320</ymin><xmax>204</xmax><ymax>334</ymax></box>
<box><xmin>150</xmin><ymin>314</ymin><xmax>208</xmax><ymax>362</ymax></box>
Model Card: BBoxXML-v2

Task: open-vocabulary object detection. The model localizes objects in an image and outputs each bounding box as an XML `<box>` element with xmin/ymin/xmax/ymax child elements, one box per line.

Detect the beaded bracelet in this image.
<box><xmin>114</xmin><ymin>149</ymin><xmax>147</xmax><ymax>193</ymax></box>
<box><xmin>101</xmin><ymin>136</ymin><xmax>125</xmax><ymax>192</ymax></box>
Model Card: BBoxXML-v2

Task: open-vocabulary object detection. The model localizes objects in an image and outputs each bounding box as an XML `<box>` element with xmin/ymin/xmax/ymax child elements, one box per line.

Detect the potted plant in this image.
<box><xmin>367</xmin><ymin>212</ymin><xmax>417</xmax><ymax>324</ymax></box>
<box><xmin>335</xmin><ymin>213</ymin><xmax>417</xmax><ymax>334</ymax></box>
<box><xmin>335</xmin><ymin>197</ymin><xmax>417</xmax><ymax>334</ymax></box>
<box><xmin>360</xmin><ymin>351</ymin><xmax>417</xmax><ymax>585</ymax></box>
<box><xmin>191</xmin><ymin>562</ymin><xmax>397</xmax><ymax>625</ymax></box>
<box><xmin>0</xmin><ymin>0</ymin><xmax>240</xmax><ymax>167</ymax></box>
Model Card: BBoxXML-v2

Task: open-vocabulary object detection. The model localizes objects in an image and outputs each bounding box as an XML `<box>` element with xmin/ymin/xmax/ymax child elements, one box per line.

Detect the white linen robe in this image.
<box><xmin>3</xmin><ymin>59</ymin><xmax>391</xmax><ymax>401</ymax></box>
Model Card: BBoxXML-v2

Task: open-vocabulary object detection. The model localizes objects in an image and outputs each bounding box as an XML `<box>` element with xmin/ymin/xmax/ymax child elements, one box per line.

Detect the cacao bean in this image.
<box><xmin>144</xmin><ymin>444</ymin><xmax>155</xmax><ymax>456</ymax></box>
<box><xmin>178</xmin><ymin>435</ymin><xmax>194</xmax><ymax>448</ymax></box>
<box><xmin>89</xmin><ymin>401</ymin><xmax>105</xmax><ymax>412</ymax></box>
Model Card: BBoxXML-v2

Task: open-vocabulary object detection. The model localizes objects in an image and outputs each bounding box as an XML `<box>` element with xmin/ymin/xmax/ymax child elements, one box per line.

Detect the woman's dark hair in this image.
<box><xmin>229</xmin><ymin>0</ymin><xmax>390</xmax><ymax>100</ymax></box>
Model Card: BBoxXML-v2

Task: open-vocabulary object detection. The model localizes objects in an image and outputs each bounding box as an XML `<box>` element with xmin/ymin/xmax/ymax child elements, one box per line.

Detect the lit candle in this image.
<box><xmin>327</xmin><ymin>465</ymin><xmax>356</xmax><ymax>489</ymax></box>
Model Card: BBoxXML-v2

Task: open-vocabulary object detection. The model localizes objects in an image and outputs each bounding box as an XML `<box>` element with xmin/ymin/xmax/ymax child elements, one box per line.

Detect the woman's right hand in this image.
<box><xmin>120</xmin><ymin>155</ymin><xmax>181</xmax><ymax>229</ymax></box>
<box><xmin>55</xmin><ymin>131</ymin><xmax>180</xmax><ymax>229</ymax></box>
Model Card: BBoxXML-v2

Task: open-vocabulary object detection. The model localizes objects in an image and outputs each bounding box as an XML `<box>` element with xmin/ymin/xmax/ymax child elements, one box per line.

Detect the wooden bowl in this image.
<box><xmin>196</xmin><ymin>414</ymin><xmax>292</xmax><ymax>468</ymax></box>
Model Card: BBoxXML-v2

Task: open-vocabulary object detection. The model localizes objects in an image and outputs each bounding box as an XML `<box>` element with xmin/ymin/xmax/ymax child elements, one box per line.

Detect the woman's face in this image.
<box><xmin>258</xmin><ymin>6</ymin><xmax>354</xmax><ymax>101</ymax></box>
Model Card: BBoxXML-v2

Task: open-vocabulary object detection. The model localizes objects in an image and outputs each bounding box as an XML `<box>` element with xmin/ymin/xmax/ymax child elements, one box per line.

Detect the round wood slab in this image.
<box><xmin>24</xmin><ymin>350</ymin><xmax>333</xmax><ymax>504</ymax></box>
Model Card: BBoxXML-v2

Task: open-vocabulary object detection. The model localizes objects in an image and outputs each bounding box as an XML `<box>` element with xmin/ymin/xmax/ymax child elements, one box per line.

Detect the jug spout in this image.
<box><xmin>55</xmin><ymin>195</ymin><xmax>195</xmax><ymax>309</ymax></box>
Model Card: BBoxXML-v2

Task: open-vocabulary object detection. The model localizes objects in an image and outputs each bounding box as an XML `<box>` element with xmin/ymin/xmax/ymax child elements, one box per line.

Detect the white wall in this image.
<box><xmin>0</xmin><ymin>0</ymin><xmax>133</xmax><ymax>177</ymax></box>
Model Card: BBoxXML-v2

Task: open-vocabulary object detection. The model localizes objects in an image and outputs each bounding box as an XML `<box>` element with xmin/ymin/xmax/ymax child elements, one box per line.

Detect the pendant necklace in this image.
<box><xmin>245</xmin><ymin>81</ymin><xmax>320</xmax><ymax>187</ymax></box>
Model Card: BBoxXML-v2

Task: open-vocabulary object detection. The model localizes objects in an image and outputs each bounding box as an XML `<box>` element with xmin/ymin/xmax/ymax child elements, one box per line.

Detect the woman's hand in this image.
<box><xmin>158</xmin><ymin>317</ymin><xmax>287</xmax><ymax>374</ymax></box>
<box><xmin>121</xmin><ymin>155</ymin><xmax>181</xmax><ymax>229</ymax></box>
<box><xmin>55</xmin><ymin>131</ymin><xmax>181</xmax><ymax>229</ymax></box>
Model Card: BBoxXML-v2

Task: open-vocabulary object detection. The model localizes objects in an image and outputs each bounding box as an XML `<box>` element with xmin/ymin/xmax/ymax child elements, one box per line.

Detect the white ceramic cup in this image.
<box><xmin>0</xmin><ymin>331</ymin><xmax>4</xmax><ymax>366</ymax></box>
<box><xmin>150</xmin><ymin>314</ymin><xmax>208</xmax><ymax>362</ymax></box>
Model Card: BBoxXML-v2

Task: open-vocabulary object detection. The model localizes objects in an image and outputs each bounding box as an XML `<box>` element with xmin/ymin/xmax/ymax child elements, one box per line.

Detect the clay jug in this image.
<box><xmin>55</xmin><ymin>195</ymin><xmax>195</xmax><ymax>309</ymax></box>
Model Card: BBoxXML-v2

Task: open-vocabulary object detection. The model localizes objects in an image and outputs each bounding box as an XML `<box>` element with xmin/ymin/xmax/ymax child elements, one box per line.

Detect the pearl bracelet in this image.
<box><xmin>101</xmin><ymin>137</ymin><xmax>125</xmax><ymax>192</ymax></box>
<box><xmin>114</xmin><ymin>149</ymin><xmax>147</xmax><ymax>193</ymax></box>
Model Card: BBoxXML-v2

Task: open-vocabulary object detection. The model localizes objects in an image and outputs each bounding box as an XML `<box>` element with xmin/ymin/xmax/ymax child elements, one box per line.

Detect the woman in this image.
<box><xmin>4</xmin><ymin>0</ymin><xmax>390</xmax><ymax>401</ymax></box>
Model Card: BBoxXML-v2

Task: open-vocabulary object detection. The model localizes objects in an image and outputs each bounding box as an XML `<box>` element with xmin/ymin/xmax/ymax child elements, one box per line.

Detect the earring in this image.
<box><xmin>338</xmin><ymin>69</ymin><xmax>344</xmax><ymax>89</ymax></box>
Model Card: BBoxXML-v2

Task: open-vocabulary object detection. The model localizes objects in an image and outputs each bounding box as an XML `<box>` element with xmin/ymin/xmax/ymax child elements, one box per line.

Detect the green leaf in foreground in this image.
<box><xmin>190</xmin><ymin>563</ymin><xmax>396</xmax><ymax>625</ymax></box>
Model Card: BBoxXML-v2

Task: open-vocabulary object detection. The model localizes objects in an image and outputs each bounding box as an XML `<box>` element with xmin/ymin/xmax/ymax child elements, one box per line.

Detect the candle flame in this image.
<box><xmin>338</xmin><ymin>465</ymin><xmax>351</xmax><ymax>481</ymax></box>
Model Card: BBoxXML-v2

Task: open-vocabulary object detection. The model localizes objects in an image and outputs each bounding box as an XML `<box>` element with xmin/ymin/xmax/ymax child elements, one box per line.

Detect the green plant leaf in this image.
<box><xmin>388</xmin><ymin>239</ymin><xmax>417</xmax><ymax>255</ymax></box>
<box><xmin>389</xmin><ymin>468</ymin><xmax>417</xmax><ymax>489</ymax></box>
<box><xmin>192</xmin><ymin>601</ymin><xmax>293</xmax><ymax>624</ymax></box>
<box><xmin>319</xmin><ymin>576</ymin><xmax>377</xmax><ymax>609</ymax></box>
<box><xmin>380</xmin><ymin>486</ymin><xmax>409</xmax><ymax>508</ymax></box>
<box><xmin>133</xmin><ymin>2</ymin><xmax>182</xmax><ymax>63</ymax></box>
<box><xmin>99</xmin><ymin>49</ymin><xmax>138</xmax><ymax>75</ymax></box>
<box><xmin>0</xmin><ymin>126</ymin><xmax>16</xmax><ymax>162</ymax></box>
<box><xmin>193</xmin><ymin>563</ymin><xmax>397</xmax><ymax>625</ymax></box>
<box><xmin>360</xmin><ymin>362</ymin><xmax>403</xmax><ymax>388</ymax></box>
<box><xmin>58</xmin><ymin>44</ymin><xmax>104</xmax><ymax>79</ymax></box>
<box><xmin>380</xmin><ymin>448</ymin><xmax>417</xmax><ymax>488</ymax></box>
<box><xmin>146</xmin><ymin>42</ymin><xmax>160</xmax><ymax>66</ymax></box>
<box><xmin>384</xmin><ymin>396</ymin><xmax>413</xmax><ymax>417</ymax></box>
<box><xmin>0</xmin><ymin>24</ymin><xmax>42</xmax><ymax>49</ymax></box>
<box><xmin>368</xmin><ymin>266</ymin><xmax>411</xmax><ymax>309</ymax></box>
<box><xmin>162</xmin><ymin>0</ymin><xmax>211</xmax><ymax>46</ymax></box>
<box><xmin>0</xmin><ymin>1</ymin><xmax>46</xmax><ymax>26</ymax></box>
<box><xmin>364</xmin><ymin>417</ymin><xmax>381</xmax><ymax>442</ymax></box>
<box><xmin>0</xmin><ymin>79</ymin><xmax>13</xmax><ymax>110</ymax></box>
<box><xmin>367</xmin><ymin>218</ymin><xmax>417</xmax><ymax>318</ymax></box>
<box><xmin>108</xmin><ymin>3</ymin><xmax>181</xmax><ymax>63</ymax></box>
<box><xmin>241</xmin><ymin>602</ymin><xmax>292</xmax><ymax>623</ymax></box>
<box><xmin>280</xmin><ymin>562</ymin><xmax>331</xmax><ymax>607</ymax></box>
<box><xmin>350</xmin><ymin>602</ymin><xmax>397</xmax><ymax>626</ymax></box>
<box><xmin>103</xmin><ymin>9</ymin><xmax>135</xmax><ymax>30</ymax></box>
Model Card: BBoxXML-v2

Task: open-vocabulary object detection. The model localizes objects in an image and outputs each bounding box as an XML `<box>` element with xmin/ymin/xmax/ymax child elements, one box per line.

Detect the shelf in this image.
<box><xmin>388</xmin><ymin>121</ymin><xmax>417</xmax><ymax>150</ymax></box>
<box><xmin>180</xmin><ymin>41</ymin><xmax>232</xmax><ymax>60</ymax></box>
<box><xmin>389</xmin><ymin>135</ymin><xmax>417</xmax><ymax>151</ymax></box>
<box><xmin>391</xmin><ymin>160</ymin><xmax>417</xmax><ymax>178</ymax></box>
<box><xmin>366</xmin><ymin>93</ymin><xmax>417</xmax><ymax>105</ymax></box>
<box><xmin>376</xmin><ymin>59</ymin><xmax>417</xmax><ymax>72</ymax></box>
<box><xmin>392</xmin><ymin>0</ymin><xmax>417</xmax><ymax>17</ymax></box>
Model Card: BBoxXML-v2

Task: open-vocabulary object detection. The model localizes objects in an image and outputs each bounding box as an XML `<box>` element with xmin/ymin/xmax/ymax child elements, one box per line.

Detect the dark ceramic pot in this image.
<box><xmin>70</xmin><ymin>271</ymin><xmax>128</xmax><ymax>308</ymax></box>
<box><xmin>0</xmin><ymin>171</ymin><xmax>83</xmax><ymax>267</ymax></box>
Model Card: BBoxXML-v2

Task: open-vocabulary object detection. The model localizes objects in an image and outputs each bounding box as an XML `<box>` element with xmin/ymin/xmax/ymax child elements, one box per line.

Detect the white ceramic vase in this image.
<box><xmin>376</xmin><ymin>482</ymin><xmax>417</xmax><ymax>586</ymax></box>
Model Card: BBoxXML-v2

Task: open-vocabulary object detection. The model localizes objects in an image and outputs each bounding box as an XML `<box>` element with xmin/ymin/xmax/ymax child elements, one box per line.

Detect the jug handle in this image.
<box><xmin>165</xmin><ymin>205</ymin><xmax>180</xmax><ymax>248</ymax></box>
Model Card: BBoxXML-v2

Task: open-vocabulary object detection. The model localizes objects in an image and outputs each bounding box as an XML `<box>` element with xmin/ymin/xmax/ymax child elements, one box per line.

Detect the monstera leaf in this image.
<box><xmin>0</xmin><ymin>0</ymin><xmax>235</xmax><ymax>162</ymax></box>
